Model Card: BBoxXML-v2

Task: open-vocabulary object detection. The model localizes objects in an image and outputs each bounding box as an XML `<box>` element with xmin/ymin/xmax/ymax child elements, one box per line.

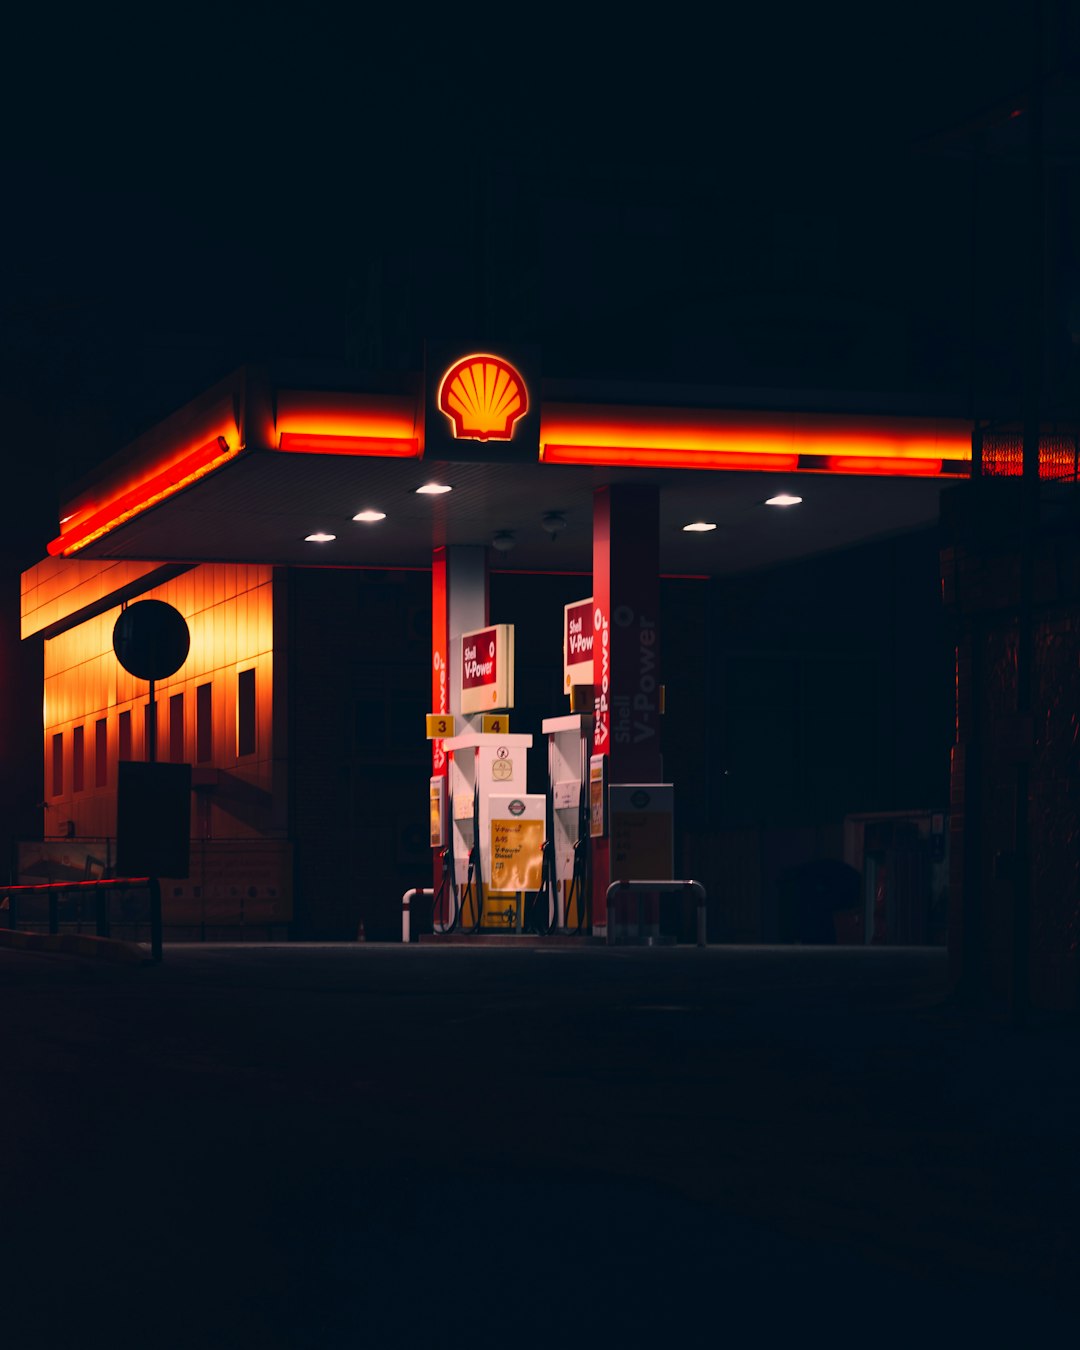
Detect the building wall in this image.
<box><xmin>285</xmin><ymin>567</ymin><xmax>432</xmax><ymax>940</ymax></box>
<box><xmin>943</xmin><ymin>480</ymin><xmax>1080</xmax><ymax>1012</ymax></box>
<box><xmin>695</xmin><ymin>527</ymin><xmax>952</xmax><ymax>943</ymax></box>
<box><xmin>40</xmin><ymin>563</ymin><xmax>277</xmax><ymax>844</ymax></box>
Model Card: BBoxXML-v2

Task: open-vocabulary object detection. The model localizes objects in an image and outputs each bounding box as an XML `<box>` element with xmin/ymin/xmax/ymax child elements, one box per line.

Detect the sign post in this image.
<box><xmin>112</xmin><ymin>600</ymin><xmax>192</xmax><ymax>961</ymax></box>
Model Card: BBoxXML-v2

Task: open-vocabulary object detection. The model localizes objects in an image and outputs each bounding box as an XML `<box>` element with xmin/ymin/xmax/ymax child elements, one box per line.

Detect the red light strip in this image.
<box><xmin>540</xmin><ymin>405</ymin><xmax>971</xmax><ymax>475</ymax></box>
<box><xmin>819</xmin><ymin>455</ymin><xmax>945</xmax><ymax>476</ymax></box>
<box><xmin>542</xmin><ymin>444</ymin><xmax>801</xmax><ymax>471</ymax></box>
<box><xmin>278</xmin><ymin>432</ymin><xmax>420</xmax><ymax>457</ymax></box>
<box><xmin>543</xmin><ymin>444</ymin><xmax>961</xmax><ymax>478</ymax></box>
<box><xmin>48</xmin><ymin>437</ymin><xmax>239</xmax><ymax>557</ymax></box>
<box><xmin>2</xmin><ymin>877</ymin><xmax>151</xmax><ymax>893</ymax></box>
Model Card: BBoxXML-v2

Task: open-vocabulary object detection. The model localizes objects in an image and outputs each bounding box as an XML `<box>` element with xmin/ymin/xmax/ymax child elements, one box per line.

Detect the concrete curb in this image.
<box><xmin>0</xmin><ymin>928</ymin><xmax>149</xmax><ymax>965</ymax></box>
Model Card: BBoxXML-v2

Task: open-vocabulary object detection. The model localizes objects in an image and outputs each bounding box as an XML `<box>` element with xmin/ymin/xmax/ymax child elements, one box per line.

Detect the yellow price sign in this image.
<box><xmin>429</xmin><ymin>780</ymin><xmax>445</xmax><ymax>847</ymax></box>
<box><xmin>482</xmin><ymin>714</ymin><xmax>509</xmax><ymax>734</ymax></box>
<box><xmin>490</xmin><ymin>817</ymin><xmax>544</xmax><ymax>893</ymax></box>
<box><xmin>425</xmin><ymin>713</ymin><xmax>455</xmax><ymax>739</ymax></box>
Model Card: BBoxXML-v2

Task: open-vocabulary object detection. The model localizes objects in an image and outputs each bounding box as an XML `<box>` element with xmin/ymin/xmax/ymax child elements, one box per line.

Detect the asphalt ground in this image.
<box><xmin>2</xmin><ymin>942</ymin><xmax>1077</xmax><ymax>1347</ymax></box>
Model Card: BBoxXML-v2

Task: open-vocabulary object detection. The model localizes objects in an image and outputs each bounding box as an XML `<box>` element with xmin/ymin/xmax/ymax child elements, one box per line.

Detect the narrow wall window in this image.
<box><xmin>169</xmin><ymin>692</ymin><xmax>184</xmax><ymax>763</ymax></box>
<box><xmin>118</xmin><ymin>710</ymin><xmax>132</xmax><ymax>762</ymax></box>
<box><xmin>51</xmin><ymin>732</ymin><xmax>63</xmax><ymax>796</ymax></box>
<box><xmin>95</xmin><ymin>718</ymin><xmax>108</xmax><ymax>788</ymax></box>
<box><xmin>196</xmin><ymin>682</ymin><xmax>212</xmax><ymax>763</ymax></box>
<box><xmin>237</xmin><ymin>669</ymin><xmax>256</xmax><ymax>757</ymax></box>
<box><xmin>72</xmin><ymin>725</ymin><xmax>85</xmax><ymax>793</ymax></box>
<box><xmin>144</xmin><ymin>700</ymin><xmax>158</xmax><ymax>760</ymax></box>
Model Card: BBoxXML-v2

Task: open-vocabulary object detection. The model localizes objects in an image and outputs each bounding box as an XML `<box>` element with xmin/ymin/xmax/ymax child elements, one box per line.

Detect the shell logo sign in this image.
<box><xmin>437</xmin><ymin>354</ymin><xmax>528</xmax><ymax>442</ymax></box>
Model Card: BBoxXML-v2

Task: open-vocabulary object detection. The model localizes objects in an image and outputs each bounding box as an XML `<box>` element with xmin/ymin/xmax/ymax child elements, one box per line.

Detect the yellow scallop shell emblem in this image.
<box><xmin>437</xmin><ymin>354</ymin><xmax>528</xmax><ymax>441</ymax></box>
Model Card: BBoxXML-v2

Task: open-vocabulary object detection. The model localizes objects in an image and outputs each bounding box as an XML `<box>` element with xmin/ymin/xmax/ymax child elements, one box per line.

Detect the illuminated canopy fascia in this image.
<box><xmin>539</xmin><ymin>405</ymin><xmax>971</xmax><ymax>476</ymax></box>
<box><xmin>275</xmin><ymin>390</ymin><xmax>421</xmax><ymax>457</ymax></box>
<box><xmin>47</xmin><ymin>371</ymin><xmax>258</xmax><ymax>558</ymax></box>
<box><xmin>45</xmin><ymin>368</ymin><xmax>974</xmax><ymax>557</ymax></box>
<box><xmin>49</xmin><ymin>428</ymin><xmax>240</xmax><ymax>557</ymax></box>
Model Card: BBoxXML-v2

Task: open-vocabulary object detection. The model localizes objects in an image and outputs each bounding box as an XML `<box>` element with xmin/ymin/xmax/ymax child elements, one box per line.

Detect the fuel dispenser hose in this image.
<box><xmin>463</xmin><ymin>842</ymin><xmax>482</xmax><ymax>934</ymax></box>
<box><xmin>432</xmin><ymin>845</ymin><xmax>461</xmax><ymax>934</ymax></box>
<box><xmin>563</xmin><ymin>831</ymin><xmax>590</xmax><ymax>934</ymax></box>
<box><xmin>528</xmin><ymin>839</ymin><xmax>559</xmax><ymax>935</ymax></box>
<box><xmin>564</xmin><ymin>778</ymin><xmax>592</xmax><ymax>934</ymax></box>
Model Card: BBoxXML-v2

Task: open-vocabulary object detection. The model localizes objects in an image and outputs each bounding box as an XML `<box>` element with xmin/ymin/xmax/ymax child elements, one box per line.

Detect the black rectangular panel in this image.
<box><xmin>116</xmin><ymin>761</ymin><xmax>192</xmax><ymax>878</ymax></box>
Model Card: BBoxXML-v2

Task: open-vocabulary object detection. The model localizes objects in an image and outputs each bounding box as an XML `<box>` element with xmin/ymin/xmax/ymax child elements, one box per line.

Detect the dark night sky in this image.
<box><xmin>1</xmin><ymin>1</ymin><xmax>1074</xmax><ymax>561</ymax></box>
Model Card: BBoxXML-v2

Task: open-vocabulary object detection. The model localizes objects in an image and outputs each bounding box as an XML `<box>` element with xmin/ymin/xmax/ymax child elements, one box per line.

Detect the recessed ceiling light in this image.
<box><xmin>305</xmin><ymin>532</ymin><xmax>336</xmax><ymax>543</ymax></box>
<box><xmin>765</xmin><ymin>493</ymin><xmax>803</xmax><ymax>507</ymax></box>
<box><xmin>415</xmin><ymin>483</ymin><xmax>452</xmax><ymax>495</ymax></box>
<box><xmin>682</xmin><ymin>521</ymin><xmax>717</xmax><ymax>532</ymax></box>
<box><xmin>353</xmin><ymin>510</ymin><xmax>387</xmax><ymax>522</ymax></box>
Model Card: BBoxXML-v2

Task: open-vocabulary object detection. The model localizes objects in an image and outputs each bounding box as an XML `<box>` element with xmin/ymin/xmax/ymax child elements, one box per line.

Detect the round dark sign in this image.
<box><xmin>112</xmin><ymin>600</ymin><xmax>190</xmax><ymax>681</ymax></box>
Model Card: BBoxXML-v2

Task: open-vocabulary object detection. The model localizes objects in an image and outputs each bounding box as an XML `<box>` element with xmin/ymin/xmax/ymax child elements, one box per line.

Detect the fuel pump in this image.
<box><xmin>546</xmin><ymin>596</ymin><xmax>596</xmax><ymax>932</ymax></box>
<box><xmin>443</xmin><ymin>729</ymin><xmax>536</xmax><ymax>932</ymax></box>
<box><xmin>542</xmin><ymin>711</ymin><xmax>593</xmax><ymax>931</ymax></box>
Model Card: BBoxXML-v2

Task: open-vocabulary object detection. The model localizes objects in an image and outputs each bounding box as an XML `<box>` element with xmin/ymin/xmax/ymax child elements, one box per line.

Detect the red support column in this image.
<box><xmin>431</xmin><ymin>546</ymin><xmax>488</xmax><ymax>922</ymax></box>
<box><xmin>591</xmin><ymin>484</ymin><xmax>662</xmax><ymax>929</ymax></box>
<box><xmin>431</xmin><ymin>549</ymin><xmax>450</xmax><ymax>920</ymax></box>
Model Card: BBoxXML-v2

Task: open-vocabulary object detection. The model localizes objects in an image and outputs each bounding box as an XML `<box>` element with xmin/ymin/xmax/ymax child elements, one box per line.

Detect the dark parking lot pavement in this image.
<box><xmin>2</xmin><ymin>942</ymin><xmax>1077</xmax><ymax>1347</ymax></box>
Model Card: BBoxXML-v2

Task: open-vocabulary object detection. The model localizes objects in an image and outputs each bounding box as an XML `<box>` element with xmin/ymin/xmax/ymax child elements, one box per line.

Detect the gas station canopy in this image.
<box><xmin>48</xmin><ymin>364</ymin><xmax>971</xmax><ymax>577</ymax></box>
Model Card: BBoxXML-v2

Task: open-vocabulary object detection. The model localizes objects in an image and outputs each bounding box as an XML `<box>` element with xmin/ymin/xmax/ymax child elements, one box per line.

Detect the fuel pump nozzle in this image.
<box><xmin>464</xmin><ymin>776</ymin><xmax>483</xmax><ymax>933</ymax></box>
<box><xmin>566</xmin><ymin>737</ymin><xmax>592</xmax><ymax>934</ymax></box>
<box><xmin>436</xmin><ymin>844</ymin><xmax>460</xmax><ymax>934</ymax></box>
<box><xmin>530</xmin><ymin>836</ymin><xmax>558</xmax><ymax>936</ymax></box>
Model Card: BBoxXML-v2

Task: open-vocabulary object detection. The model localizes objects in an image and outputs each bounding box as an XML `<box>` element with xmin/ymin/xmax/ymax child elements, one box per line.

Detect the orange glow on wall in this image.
<box><xmin>437</xmin><ymin>354</ymin><xmax>528</xmax><ymax>441</ymax></box>
<box><xmin>539</xmin><ymin>405</ymin><xmax>971</xmax><ymax>476</ymax></box>
<box><xmin>278</xmin><ymin>432</ymin><xmax>420</xmax><ymax>456</ymax></box>
<box><xmin>48</xmin><ymin>435</ymin><xmax>240</xmax><ymax>557</ymax></box>
<box><xmin>41</xmin><ymin>561</ymin><xmax>278</xmax><ymax>837</ymax></box>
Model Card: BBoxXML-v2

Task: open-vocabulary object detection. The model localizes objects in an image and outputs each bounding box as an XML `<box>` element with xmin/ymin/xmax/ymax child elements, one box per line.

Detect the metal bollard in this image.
<box><xmin>401</xmin><ymin>887</ymin><xmax>434</xmax><ymax>943</ymax></box>
<box><xmin>605</xmin><ymin>879</ymin><xmax>708</xmax><ymax>946</ymax></box>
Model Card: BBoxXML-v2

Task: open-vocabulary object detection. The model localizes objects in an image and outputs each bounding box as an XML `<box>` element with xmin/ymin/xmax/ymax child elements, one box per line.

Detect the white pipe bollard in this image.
<box><xmin>401</xmin><ymin>887</ymin><xmax>434</xmax><ymax>943</ymax></box>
